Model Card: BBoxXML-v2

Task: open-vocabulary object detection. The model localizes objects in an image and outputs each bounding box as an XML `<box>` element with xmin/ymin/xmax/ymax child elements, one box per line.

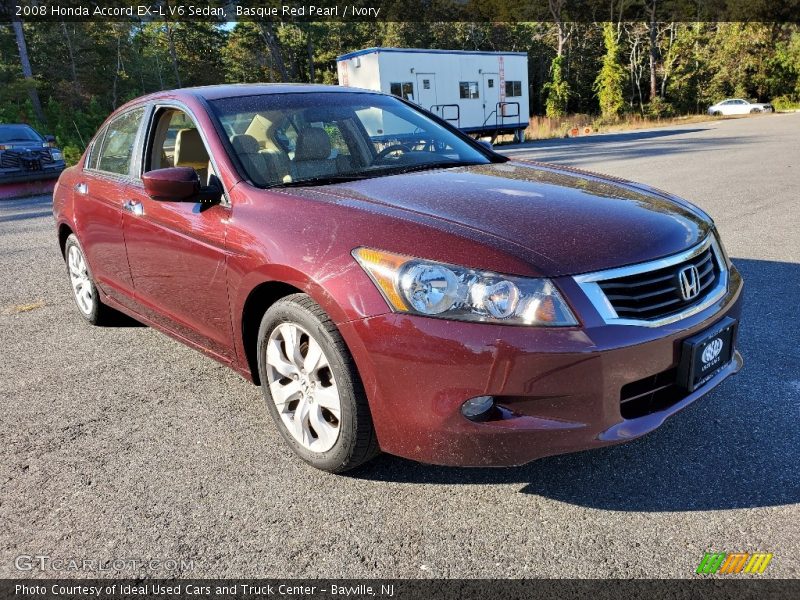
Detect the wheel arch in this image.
<box><xmin>239</xmin><ymin>275</ymin><xmax>356</xmax><ymax>386</ymax></box>
<box><xmin>58</xmin><ymin>222</ymin><xmax>74</xmax><ymax>258</ymax></box>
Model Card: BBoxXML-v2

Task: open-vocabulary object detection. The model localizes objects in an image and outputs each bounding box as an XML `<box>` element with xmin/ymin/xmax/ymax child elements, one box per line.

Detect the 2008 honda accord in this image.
<box><xmin>53</xmin><ymin>85</ymin><xmax>743</xmax><ymax>472</ymax></box>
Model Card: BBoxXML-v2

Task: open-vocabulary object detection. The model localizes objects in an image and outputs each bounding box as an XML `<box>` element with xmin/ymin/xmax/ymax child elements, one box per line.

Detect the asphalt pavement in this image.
<box><xmin>1</xmin><ymin>113</ymin><xmax>798</xmax><ymax>579</ymax></box>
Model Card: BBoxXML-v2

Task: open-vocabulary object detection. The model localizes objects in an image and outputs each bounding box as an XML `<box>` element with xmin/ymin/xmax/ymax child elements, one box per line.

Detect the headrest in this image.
<box><xmin>295</xmin><ymin>127</ymin><xmax>332</xmax><ymax>162</ymax></box>
<box><xmin>174</xmin><ymin>128</ymin><xmax>208</xmax><ymax>167</ymax></box>
<box><xmin>231</xmin><ymin>134</ymin><xmax>260</xmax><ymax>155</ymax></box>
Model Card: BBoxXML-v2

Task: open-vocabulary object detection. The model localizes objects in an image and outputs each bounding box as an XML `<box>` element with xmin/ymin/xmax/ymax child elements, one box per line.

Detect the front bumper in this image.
<box><xmin>340</xmin><ymin>266</ymin><xmax>743</xmax><ymax>466</ymax></box>
<box><xmin>0</xmin><ymin>164</ymin><xmax>64</xmax><ymax>183</ymax></box>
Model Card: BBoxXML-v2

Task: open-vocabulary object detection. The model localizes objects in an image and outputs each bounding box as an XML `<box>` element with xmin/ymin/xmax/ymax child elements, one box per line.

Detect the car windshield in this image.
<box><xmin>208</xmin><ymin>91</ymin><xmax>493</xmax><ymax>189</ymax></box>
<box><xmin>0</xmin><ymin>124</ymin><xmax>42</xmax><ymax>143</ymax></box>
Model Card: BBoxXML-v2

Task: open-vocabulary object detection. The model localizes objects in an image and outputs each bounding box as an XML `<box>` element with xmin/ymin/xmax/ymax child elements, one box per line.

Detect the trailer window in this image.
<box><xmin>459</xmin><ymin>82</ymin><xmax>479</xmax><ymax>99</ymax></box>
<box><xmin>390</xmin><ymin>82</ymin><xmax>415</xmax><ymax>102</ymax></box>
<box><xmin>505</xmin><ymin>81</ymin><xmax>523</xmax><ymax>97</ymax></box>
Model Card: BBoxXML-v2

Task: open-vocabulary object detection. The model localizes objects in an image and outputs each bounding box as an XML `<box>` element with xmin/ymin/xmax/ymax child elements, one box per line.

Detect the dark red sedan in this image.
<box><xmin>53</xmin><ymin>85</ymin><xmax>743</xmax><ymax>472</ymax></box>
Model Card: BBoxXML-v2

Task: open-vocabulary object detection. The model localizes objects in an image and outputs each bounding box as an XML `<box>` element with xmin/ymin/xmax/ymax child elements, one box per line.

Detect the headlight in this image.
<box><xmin>50</xmin><ymin>150</ymin><xmax>63</xmax><ymax>161</ymax></box>
<box><xmin>352</xmin><ymin>247</ymin><xmax>578</xmax><ymax>326</ymax></box>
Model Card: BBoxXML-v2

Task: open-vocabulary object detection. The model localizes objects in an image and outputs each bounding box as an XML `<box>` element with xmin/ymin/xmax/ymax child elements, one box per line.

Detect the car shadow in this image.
<box><xmin>100</xmin><ymin>311</ymin><xmax>146</xmax><ymax>328</ymax></box>
<box><xmin>506</xmin><ymin>127</ymin><xmax>711</xmax><ymax>149</ymax></box>
<box><xmin>501</xmin><ymin>127</ymin><xmax>753</xmax><ymax>166</ymax></box>
<box><xmin>352</xmin><ymin>258</ymin><xmax>800</xmax><ymax>512</ymax></box>
<box><xmin>0</xmin><ymin>209</ymin><xmax>53</xmax><ymax>223</ymax></box>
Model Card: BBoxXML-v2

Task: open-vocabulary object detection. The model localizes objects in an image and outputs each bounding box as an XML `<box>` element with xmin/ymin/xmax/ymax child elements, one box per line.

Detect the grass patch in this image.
<box><xmin>3</xmin><ymin>300</ymin><xmax>46</xmax><ymax>315</ymax></box>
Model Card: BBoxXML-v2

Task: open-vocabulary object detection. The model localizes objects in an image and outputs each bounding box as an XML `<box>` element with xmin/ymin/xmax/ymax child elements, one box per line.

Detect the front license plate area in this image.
<box><xmin>677</xmin><ymin>316</ymin><xmax>737</xmax><ymax>392</ymax></box>
<box><xmin>22</xmin><ymin>158</ymin><xmax>41</xmax><ymax>171</ymax></box>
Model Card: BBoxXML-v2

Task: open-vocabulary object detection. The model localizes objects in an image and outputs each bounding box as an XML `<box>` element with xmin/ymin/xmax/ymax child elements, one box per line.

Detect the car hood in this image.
<box><xmin>292</xmin><ymin>161</ymin><xmax>711</xmax><ymax>276</ymax></box>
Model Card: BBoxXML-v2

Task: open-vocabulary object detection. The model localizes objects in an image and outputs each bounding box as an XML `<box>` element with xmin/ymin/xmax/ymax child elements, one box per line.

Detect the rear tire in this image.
<box><xmin>256</xmin><ymin>293</ymin><xmax>380</xmax><ymax>472</ymax></box>
<box><xmin>64</xmin><ymin>234</ymin><xmax>115</xmax><ymax>326</ymax></box>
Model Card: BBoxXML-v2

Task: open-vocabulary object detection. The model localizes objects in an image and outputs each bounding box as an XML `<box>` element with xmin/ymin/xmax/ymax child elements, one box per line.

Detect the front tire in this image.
<box><xmin>64</xmin><ymin>234</ymin><xmax>114</xmax><ymax>325</ymax></box>
<box><xmin>256</xmin><ymin>294</ymin><xmax>379</xmax><ymax>472</ymax></box>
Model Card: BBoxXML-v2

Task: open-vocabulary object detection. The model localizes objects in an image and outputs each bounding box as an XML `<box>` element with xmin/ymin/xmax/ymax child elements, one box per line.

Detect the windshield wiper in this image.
<box><xmin>267</xmin><ymin>174</ymin><xmax>370</xmax><ymax>189</ymax></box>
<box><xmin>382</xmin><ymin>161</ymin><xmax>482</xmax><ymax>176</ymax></box>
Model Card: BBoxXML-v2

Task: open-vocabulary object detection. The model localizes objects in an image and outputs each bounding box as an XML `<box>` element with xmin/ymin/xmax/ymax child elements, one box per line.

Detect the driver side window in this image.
<box><xmin>147</xmin><ymin>108</ymin><xmax>212</xmax><ymax>185</ymax></box>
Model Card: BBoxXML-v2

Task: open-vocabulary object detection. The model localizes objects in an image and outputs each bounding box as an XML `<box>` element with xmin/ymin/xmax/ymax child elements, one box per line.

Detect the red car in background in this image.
<box><xmin>53</xmin><ymin>85</ymin><xmax>743</xmax><ymax>472</ymax></box>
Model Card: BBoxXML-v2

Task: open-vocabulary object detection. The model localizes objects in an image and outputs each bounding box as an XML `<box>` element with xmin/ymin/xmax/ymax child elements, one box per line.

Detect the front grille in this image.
<box><xmin>0</xmin><ymin>149</ymin><xmax>53</xmax><ymax>168</ymax></box>
<box><xmin>597</xmin><ymin>245</ymin><xmax>720</xmax><ymax>321</ymax></box>
<box><xmin>620</xmin><ymin>367</ymin><xmax>685</xmax><ymax>419</ymax></box>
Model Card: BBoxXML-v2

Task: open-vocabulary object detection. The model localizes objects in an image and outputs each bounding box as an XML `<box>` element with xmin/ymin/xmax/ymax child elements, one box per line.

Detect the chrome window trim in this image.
<box><xmin>573</xmin><ymin>235</ymin><xmax>728</xmax><ymax>327</ymax></box>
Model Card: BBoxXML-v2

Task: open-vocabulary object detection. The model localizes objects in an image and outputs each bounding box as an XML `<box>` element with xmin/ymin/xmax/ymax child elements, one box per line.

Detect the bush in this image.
<box><xmin>771</xmin><ymin>95</ymin><xmax>800</xmax><ymax>111</ymax></box>
<box><xmin>644</xmin><ymin>98</ymin><xmax>676</xmax><ymax>119</ymax></box>
<box><xmin>63</xmin><ymin>146</ymin><xmax>84</xmax><ymax>166</ymax></box>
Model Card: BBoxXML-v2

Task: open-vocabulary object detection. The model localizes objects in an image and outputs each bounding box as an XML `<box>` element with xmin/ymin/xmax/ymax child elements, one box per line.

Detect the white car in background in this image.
<box><xmin>708</xmin><ymin>98</ymin><xmax>773</xmax><ymax>116</ymax></box>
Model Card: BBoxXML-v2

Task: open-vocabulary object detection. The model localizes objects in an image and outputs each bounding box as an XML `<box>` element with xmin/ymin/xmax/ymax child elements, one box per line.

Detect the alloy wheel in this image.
<box><xmin>265</xmin><ymin>322</ymin><xmax>342</xmax><ymax>452</ymax></box>
<box><xmin>67</xmin><ymin>245</ymin><xmax>94</xmax><ymax>315</ymax></box>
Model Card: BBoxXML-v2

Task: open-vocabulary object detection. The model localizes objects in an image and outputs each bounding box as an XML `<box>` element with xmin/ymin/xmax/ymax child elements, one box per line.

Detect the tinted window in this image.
<box><xmin>94</xmin><ymin>108</ymin><xmax>144</xmax><ymax>176</ymax></box>
<box><xmin>0</xmin><ymin>125</ymin><xmax>42</xmax><ymax>143</ymax></box>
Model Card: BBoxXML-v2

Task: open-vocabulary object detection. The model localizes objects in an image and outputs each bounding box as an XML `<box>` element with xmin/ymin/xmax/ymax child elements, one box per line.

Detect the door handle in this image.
<box><xmin>74</xmin><ymin>182</ymin><xmax>88</xmax><ymax>195</ymax></box>
<box><xmin>122</xmin><ymin>199</ymin><xmax>144</xmax><ymax>216</ymax></box>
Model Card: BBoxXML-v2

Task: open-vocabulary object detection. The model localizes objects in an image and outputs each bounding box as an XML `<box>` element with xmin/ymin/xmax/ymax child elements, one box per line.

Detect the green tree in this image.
<box><xmin>544</xmin><ymin>55</ymin><xmax>570</xmax><ymax>117</ymax></box>
<box><xmin>595</xmin><ymin>23</ymin><xmax>626</xmax><ymax>119</ymax></box>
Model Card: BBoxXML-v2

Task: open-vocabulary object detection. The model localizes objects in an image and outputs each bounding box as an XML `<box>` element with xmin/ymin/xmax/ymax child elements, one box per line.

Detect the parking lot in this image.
<box><xmin>1</xmin><ymin>113</ymin><xmax>798</xmax><ymax>578</ymax></box>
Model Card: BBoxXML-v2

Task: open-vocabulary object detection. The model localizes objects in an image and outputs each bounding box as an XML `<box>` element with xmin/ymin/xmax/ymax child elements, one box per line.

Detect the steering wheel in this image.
<box><xmin>375</xmin><ymin>144</ymin><xmax>413</xmax><ymax>162</ymax></box>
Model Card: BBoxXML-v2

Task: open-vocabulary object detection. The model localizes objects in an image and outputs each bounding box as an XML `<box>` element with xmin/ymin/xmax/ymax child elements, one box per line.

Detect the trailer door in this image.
<box><xmin>415</xmin><ymin>73</ymin><xmax>437</xmax><ymax>112</ymax></box>
<box><xmin>482</xmin><ymin>73</ymin><xmax>499</xmax><ymax>126</ymax></box>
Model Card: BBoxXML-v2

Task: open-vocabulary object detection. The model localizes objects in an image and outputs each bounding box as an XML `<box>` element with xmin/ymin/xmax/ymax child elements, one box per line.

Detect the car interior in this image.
<box><xmin>147</xmin><ymin>109</ymin><xmax>216</xmax><ymax>186</ymax></box>
<box><xmin>144</xmin><ymin>103</ymin><xmax>475</xmax><ymax>190</ymax></box>
<box><xmin>217</xmin><ymin>104</ymin><xmax>463</xmax><ymax>188</ymax></box>
<box><xmin>221</xmin><ymin>109</ymin><xmax>361</xmax><ymax>186</ymax></box>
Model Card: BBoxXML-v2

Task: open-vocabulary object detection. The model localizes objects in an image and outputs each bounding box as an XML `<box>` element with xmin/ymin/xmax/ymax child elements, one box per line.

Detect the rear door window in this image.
<box><xmin>93</xmin><ymin>108</ymin><xmax>145</xmax><ymax>177</ymax></box>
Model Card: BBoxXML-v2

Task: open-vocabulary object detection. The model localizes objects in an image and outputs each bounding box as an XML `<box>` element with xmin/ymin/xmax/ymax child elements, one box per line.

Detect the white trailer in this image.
<box><xmin>336</xmin><ymin>48</ymin><xmax>530</xmax><ymax>141</ymax></box>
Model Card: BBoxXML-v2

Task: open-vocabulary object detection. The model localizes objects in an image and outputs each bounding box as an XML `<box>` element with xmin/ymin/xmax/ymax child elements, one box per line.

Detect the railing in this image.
<box><xmin>482</xmin><ymin>101</ymin><xmax>521</xmax><ymax>129</ymax></box>
<box><xmin>430</xmin><ymin>104</ymin><xmax>461</xmax><ymax>128</ymax></box>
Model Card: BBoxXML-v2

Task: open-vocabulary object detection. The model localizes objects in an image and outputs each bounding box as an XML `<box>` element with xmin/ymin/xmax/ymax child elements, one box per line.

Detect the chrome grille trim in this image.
<box><xmin>573</xmin><ymin>235</ymin><xmax>729</xmax><ymax>327</ymax></box>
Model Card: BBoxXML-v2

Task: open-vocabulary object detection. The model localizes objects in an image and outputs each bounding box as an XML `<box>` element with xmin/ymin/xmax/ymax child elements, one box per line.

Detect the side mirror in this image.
<box><xmin>142</xmin><ymin>167</ymin><xmax>200</xmax><ymax>202</ymax></box>
<box><xmin>478</xmin><ymin>140</ymin><xmax>493</xmax><ymax>151</ymax></box>
<box><xmin>44</xmin><ymin>134</ymin><xmax>56</xmax><ymax>143</ymax></box>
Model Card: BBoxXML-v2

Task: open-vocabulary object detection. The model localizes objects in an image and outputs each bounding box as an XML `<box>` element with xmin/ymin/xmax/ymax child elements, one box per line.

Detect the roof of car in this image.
<box><xmin>139</xmin><ymin>83</ymin><xmax>372</xmax><ymax>103</ymax></box>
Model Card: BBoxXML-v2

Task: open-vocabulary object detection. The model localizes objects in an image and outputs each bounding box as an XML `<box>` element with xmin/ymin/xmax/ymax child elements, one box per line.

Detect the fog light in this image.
<box><xmin>461</xmin><ymin>396</ymin><xmax>495</xmax><ymax>421</ymax></box>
